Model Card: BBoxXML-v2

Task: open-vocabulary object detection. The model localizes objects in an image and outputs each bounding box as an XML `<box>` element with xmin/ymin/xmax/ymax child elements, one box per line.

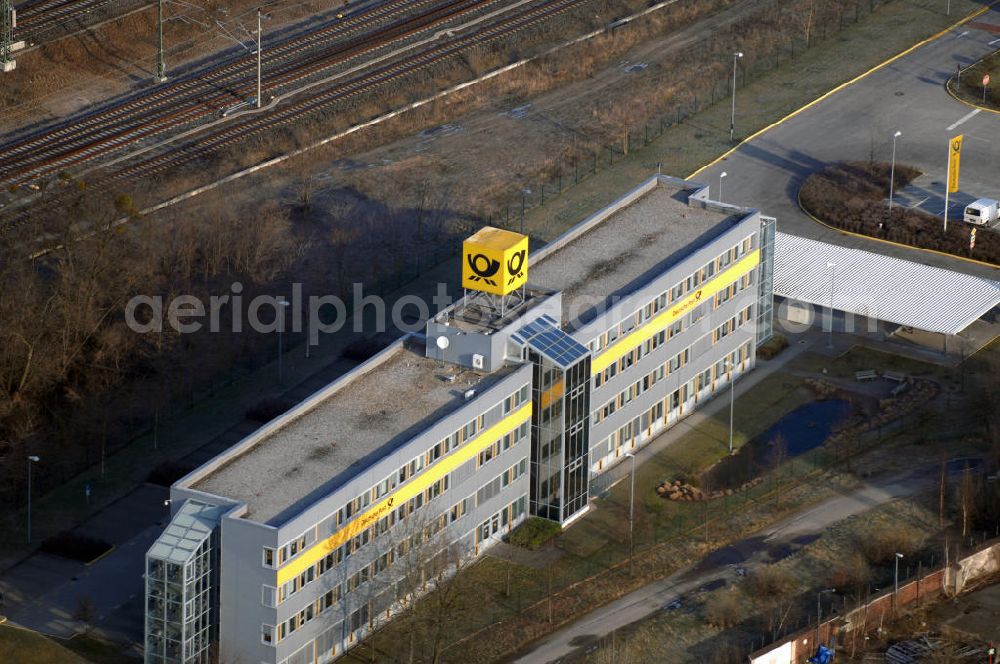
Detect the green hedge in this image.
<box><xmin>508</xmin><ymin>517</ymin><xmax>561</xmax><ymax>550</ymax></box>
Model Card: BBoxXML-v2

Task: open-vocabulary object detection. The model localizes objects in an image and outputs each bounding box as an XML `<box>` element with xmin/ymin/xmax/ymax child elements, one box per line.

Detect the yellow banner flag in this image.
<box><xmin>948</xmin><ymin>134</ymin><xmax>963</xmax><ymax>193</ymax></box>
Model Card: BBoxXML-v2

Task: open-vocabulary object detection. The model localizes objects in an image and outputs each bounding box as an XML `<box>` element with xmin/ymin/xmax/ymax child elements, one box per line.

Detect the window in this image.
<box><xmin>262</xmin><ymin>624</ymin><xmax>275</xmax><ymax>645</ymax></box>
<box><xmin>261</xmin><ymin>586</ymin><xmax>276</xmax><ymax>608</ymax></box>
<box><xmin>263</xmin><ymin>548</ymin><xmax>275</xmax><ymax>568</ymax></box>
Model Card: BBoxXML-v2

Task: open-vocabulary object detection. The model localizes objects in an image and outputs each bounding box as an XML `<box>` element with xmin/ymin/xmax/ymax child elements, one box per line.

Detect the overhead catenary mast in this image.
<box><xmin>1</xmin><ymin>0</ymin><xmax>15</xmax><ymax>72</ymax></box>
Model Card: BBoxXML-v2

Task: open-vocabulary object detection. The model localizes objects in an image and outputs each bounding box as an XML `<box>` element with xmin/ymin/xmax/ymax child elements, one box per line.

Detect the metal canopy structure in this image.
<box><xmin>511</xmin><ymin>314</ymin><xmax>589</xmax><ymax>369</ymax></box>
<box><xmin>773</xmin><ymin>232</ymin><xmax>1000</xmax><ymax>336</ymax></box>
<box><xmin>148</xmin><ymin>500</ymin><xmax>225</xmax><ymax>565</ymax></box>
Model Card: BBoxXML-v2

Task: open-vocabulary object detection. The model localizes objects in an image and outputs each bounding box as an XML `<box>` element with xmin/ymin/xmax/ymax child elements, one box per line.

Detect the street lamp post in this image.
<box><xmin>26</xmin><ymin>455</ymin><xmax>39</xmax><ymax>544</ymax></box>
<box><xmin>719</xmin><ymin>171</ymin><xmax>727</xmax><ymax>203</ymax></box>
<box><xmin>520</xmin><ymin>189</ymin><xmax>531</xmax><ymax>234</ymax></box>
<box><xmin>730</xmin><ymin>52</ymin><xmax>744</xmax><ymax>142</ymax></box>
<box><xmin>888</xmin><ymin>131</ymin><xmax>901</xmax><ymax>219</ymax></box>
<box><xmin>626</xmin><ymin>452</ymin><xmax>636</xmax><ymax>574</ymax></box>
<box><xmin>826</xmin><ymin>262</ymin><xmax>836</xmax><ymax>349</ymax></box>
<box><xmin>894</xmin><ymin>552</ymin><xmax>904</xmax><ymax>610</ymax></box>
<box><xmin>278</xmin><ymin>297</ymin><xmax>290</xmax><ymax>384</ymax></box>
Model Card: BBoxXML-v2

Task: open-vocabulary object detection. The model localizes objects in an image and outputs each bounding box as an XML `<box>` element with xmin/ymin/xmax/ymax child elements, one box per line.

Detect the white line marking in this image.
<box><xmin>990</xmin><ymin>37</ymin><xmax>1000</xmax><ymax>46</ymax></box>
<box><xmin>911</xmin><ymin>196</ymin><xmax>930</xmax><ymax>208</ymax></box>
<box><xmin>947</xmin><ymin>108</ymin><xmax>980</xmax><ymax>131</ymax></box>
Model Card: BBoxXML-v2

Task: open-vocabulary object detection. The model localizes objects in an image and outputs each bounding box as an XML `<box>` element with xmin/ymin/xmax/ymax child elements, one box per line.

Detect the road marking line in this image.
<box><xmin>688</xmin><ymin>3</ymin><xmax>995</xmax><ymax>179</ymax></box>
<box><xmin>947</xmin><ymin>108</ymin><xmax>981</xmax><ymax>130</ymax></box>
<box><xmin>990</xmin><ymin>37</ymin><xmax>1000</xmax><ymax>45</ymax></box>
<box><xmin>911</xmin><ymin>196</ymin><xmax>930</xmax><ymax>208</ymax></box>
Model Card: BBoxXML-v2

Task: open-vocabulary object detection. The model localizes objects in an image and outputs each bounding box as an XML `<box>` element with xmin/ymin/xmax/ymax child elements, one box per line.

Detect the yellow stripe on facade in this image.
<box><xmin>591</xmin><ymin>249</ymin><xmax>760</xmax><ymax>375</ymax></box>
<box><xmin>276</xmin><ymin>403</ymin><xmax>533</xmax><ymax>585</ymax></box>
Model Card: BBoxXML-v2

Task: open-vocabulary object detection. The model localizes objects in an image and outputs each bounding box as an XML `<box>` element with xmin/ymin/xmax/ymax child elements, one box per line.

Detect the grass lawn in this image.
<box><xmin>0</xmin><ymin>623</ymin><xmax>137</xmax><ymax>664</ymax></box>
<box><xmin>0</xmin><ymin>624</ymin><xmax>90</xmax><ymax>664</ymax></box>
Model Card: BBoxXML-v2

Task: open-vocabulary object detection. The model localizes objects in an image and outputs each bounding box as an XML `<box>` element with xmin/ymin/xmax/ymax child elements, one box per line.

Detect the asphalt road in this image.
<box><xmin>696</xmin><ymin>5</ymin><xmax>1000</xmax><ymax>279</ymax></box>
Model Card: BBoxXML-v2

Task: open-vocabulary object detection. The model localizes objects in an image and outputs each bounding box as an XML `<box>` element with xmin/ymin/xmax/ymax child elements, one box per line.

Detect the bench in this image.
<box><xmin>890</xmin><ymin>382</ymin><xmax>910</xmax><ymax>397</ymax></box>
<box><xmin>855</xmin><ymin>370</ymin><xmax>878</xmax><ymax>382</ymax></box>
<box><xmin>884</xmin><ymin>371</ymin><xmax>906</xmax><ymax>383</ymax></box>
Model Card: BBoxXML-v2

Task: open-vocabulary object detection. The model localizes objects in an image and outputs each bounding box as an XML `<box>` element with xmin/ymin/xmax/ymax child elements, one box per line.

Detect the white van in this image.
<box><xmin>964</xmin><ymin>199</ymin><xmax>998</xmax><ymax>226</ymax></box>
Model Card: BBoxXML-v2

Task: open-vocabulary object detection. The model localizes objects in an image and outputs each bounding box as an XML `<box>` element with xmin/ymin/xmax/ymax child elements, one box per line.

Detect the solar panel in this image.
<box><xmin>512</xmin><ymin>314</ymin><xmax>589</xmax><ymax>368</ymax></box>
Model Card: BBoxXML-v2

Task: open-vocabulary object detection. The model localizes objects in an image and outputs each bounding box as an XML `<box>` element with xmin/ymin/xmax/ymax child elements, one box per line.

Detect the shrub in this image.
<box><xmin>508</xmin><ymin>517</ymin><xmax>561</xmax><ymax>550</ymax></box>
<box><xmin>800</xmin><ymin>162</ymin><xmax>1000</xmax><ymax>265</ymax></box>
<box><xmin>756</xmin><ymin>334</ymin><xmax>789</xmax><ymax>360</ymax></box>
<box><xmin>857</xmin><ymin>524</ymin><xmax>923</xmax><ymax>565</ymax></box>
<box><xmin>39</xmin><ymin>531</ymin><xmax>113</xmax><ymax>563</ymax></box>
<box><xmin>746</xmin><ymin>565</ymin><xmax>793</xmax><ymax>600</ymax></box>
<box><xmin>246</xmin><ymin>397</ymin><xmax>294</xmax><ymax>423</ymax></box>
<box><xmin>704</xmin><ymin>590</ymin><xmax>743</xmax><ymax>628</ymax></box>
<box><xmin>147</xmin><ymin>460</ymin><xmax>196</xmax><ymax>486</ymax></box>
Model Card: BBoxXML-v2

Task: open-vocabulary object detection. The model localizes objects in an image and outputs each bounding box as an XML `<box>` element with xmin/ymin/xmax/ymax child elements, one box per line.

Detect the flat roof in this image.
<box><xmin>529</xmin><ymin>181</ymin><xmax>738</xmax><ymax>330</ymax></box>
<box><xmin>773</xmin><ymin>232</ymin><xmax>1000</xmax><ymax>335</ymax></box>
<box><xmin>192</xmin><ymin>342</ymin><xmax>517</xmax><ymax>524</ymax></box>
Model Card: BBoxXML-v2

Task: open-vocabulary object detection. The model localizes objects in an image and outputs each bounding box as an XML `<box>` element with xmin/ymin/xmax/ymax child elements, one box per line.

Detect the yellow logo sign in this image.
<box><xmin>948</xmin><ymin>134</ymin><xmax>963</xmax><ymax>194</ymax></box>
<box><xmin>462</xmin><ymin>227</ymin><xmax>528</xmax><ymax>296</ymax></box>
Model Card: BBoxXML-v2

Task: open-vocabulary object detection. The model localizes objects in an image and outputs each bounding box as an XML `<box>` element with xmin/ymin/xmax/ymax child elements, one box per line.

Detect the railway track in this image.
<box><xmin>1</xmin><ymin>0</ymin><xmax>588</xmax><ymax>229</ymax></box>
<box><xmin>0</xmin><ymin>0</ymin><xmax>497</xmax><ymax>185</ymax></box>
<box><xmin>13</xmin><ymin>0</ymin><xmax>151</xmax><ymax>45</ymax></box>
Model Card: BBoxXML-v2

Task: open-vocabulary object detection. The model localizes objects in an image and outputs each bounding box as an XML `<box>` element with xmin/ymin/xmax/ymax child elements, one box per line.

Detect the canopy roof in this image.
<box><xmin>773</xmin><ymin>232</ymin><xmax>1000</xmax><ymax>335</ymax></box>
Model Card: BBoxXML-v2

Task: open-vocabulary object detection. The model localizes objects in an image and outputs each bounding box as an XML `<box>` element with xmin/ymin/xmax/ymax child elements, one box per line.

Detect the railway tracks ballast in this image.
<box><xmin>1</xmin><ymin>0</ymin><xmax>591</xmax><ymax>228</ymax></box>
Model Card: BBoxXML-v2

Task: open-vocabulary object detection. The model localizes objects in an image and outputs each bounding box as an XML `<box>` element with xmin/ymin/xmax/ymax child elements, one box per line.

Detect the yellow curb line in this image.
<box><xmin>686</xmin><ymin>2</ymin><xmax>998</xmax><ymax>179</ymax></box>
<box><xmin>795</xmin><ymin>187</ymin><xmax>1000</xmax><ymax>269</ymax></box>
<box><xmin>84</xmin><ymin>543</ymin><xmax>117</xmax><ymax>567</ymax></box>
<box><xmin>944</xmin><ymin>74</ymin><xmax>1000</xmax><ymax>115</ymax></box>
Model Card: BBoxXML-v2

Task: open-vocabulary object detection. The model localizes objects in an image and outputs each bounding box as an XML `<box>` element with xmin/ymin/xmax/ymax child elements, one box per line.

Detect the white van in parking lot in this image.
<box><xmin>964</xmin><ymin>199</ymin><xmax>998</xmax><ymax>226</ymax></box>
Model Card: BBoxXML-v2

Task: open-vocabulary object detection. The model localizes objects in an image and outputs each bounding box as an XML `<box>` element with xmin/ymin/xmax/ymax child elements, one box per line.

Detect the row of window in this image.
<box><xmin>593</xmin><ymin>308</ymin><xmax>753</xmax><ymax>428</ymax></box>
<box><xmin>264</xmin><ymin>482</ymin><xmax>529</xmax><ymax>647</ymax></box>
<box><xmin>591</xmin><ymin>267</ymin><xmax>756</xmax><ymax>388</ymax></box>
<box><xmin>270</xmin><ymin>430</ymin><xmax>528</xmax><ymax>606</ymax></box>
<box><xmin>593</xmin><ymin>343</ymin><xmax>693</xmax><ymax>425</ymax></box>
<box><xmin>265</xmin><ymin>384</ymin><xmax>530</xmax><ymax>569</ymax></box>
<box><xmin>588</xmin><ymin>235</ymin><xmax>755</xmax><ymax>355</ymax></box>
<box><xmin>712</xmin><ymin>306</ymin><xmax>753</xmax><ymax>344</ymax></box>
<box><xmin>268</xmin><ymin>494</ymin><xmax>530</xmax><ymax>662</ymax></box>
<box><xmin>592</xmin><ymin>342</ymin><xmax>753</xmax><ymax>464</ymax></box>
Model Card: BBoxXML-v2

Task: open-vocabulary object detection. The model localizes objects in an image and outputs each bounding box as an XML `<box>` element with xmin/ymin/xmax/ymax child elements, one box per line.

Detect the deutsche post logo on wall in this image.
<box><xmin>462</xmin><ymin>227</ymin><xmax>529</xmax><ymax>296</ymax></box>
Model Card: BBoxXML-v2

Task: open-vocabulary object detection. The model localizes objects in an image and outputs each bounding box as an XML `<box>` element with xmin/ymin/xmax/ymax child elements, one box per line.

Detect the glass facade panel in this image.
<box><xmin>528</xmin><ymin>349</ymin><xmax>591</xmax><ymax>523</ymax></box>
<box><xmin>756</xmin><ymin>215</ymin><xmax>776</xmax><ymax>344</ymax></box>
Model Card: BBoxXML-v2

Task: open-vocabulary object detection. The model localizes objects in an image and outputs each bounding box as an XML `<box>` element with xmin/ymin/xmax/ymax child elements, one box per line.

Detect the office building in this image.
<box><xmin>145</xmin><ymin>174</ymin><xmax>774</xmax><ymax>664</ymax></box>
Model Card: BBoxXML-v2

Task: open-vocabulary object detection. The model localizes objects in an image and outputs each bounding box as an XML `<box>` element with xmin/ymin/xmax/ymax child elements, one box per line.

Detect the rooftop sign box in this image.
<box><xmin>462</xmin><ymin>227</ymin><xmax>528</xmax><ymax>296</ymax></box>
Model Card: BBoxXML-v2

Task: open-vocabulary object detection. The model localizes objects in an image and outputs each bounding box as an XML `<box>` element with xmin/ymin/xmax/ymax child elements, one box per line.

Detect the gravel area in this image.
<box><xmin>530</xmin><ymin>182</ymin><xmax>733</xmax><ymax>330</ymax></box>
<box><xmin>193</xmin><ymin>341</ymin><xmax>515</xmax><ymax>524</ymax></box>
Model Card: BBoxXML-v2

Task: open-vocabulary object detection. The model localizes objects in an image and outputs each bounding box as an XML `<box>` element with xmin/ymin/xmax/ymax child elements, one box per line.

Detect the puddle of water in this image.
<box><xmin>947</xmin><ymin>457</ymin><xmax>983</xmax><ymax>475</ymax></box>
<box><xmin>701</xmin><ymin>399</ymin><xmax>855</xmax><ymax>492</ymax></box>
<box><xmin>502</xmin><ymin>104</ymin><xmax>532</xmax><ymax>120</ymax></box>
<box><xmin>418</xmin><ymin>123</ymin><xmax>462</xmax><ymax>138</ymax></box>
<box><xmin>623</xmin><ymin>62</ymin><xmax>648</xmax><ymax>73</ymax></box>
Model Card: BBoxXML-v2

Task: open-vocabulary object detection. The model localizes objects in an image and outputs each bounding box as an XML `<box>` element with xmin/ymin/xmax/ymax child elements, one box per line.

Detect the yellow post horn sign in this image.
<box><xmin>948</xmin><ymin>134</ymin><xmax>963</xmax><ymax>193</ymax></box>
<box><xmin>462</xmin><ymin>227</ymin><xmax>528</xmax><ymax>296</ymax></box>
